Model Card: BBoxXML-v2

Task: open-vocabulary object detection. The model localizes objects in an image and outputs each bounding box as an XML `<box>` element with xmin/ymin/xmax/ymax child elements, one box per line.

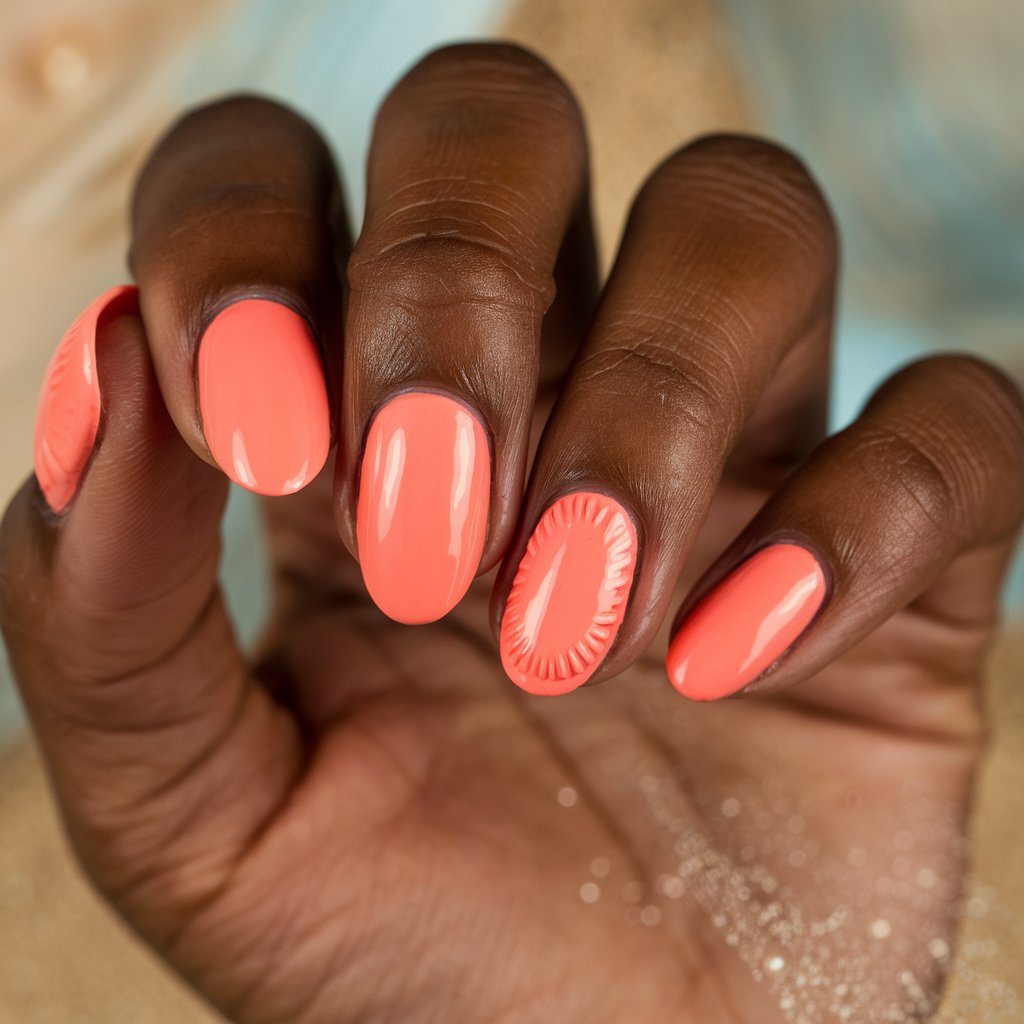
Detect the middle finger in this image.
<box><xmin>335</xmin><ymin>43</ymin><xmax>590</xmax><ymax>625</ymax></box>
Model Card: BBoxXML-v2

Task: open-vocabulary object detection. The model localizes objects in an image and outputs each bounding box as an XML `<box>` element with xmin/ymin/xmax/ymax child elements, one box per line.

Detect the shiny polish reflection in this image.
<box><xmin>357</xmin><ymin>391</ymin><xmax>490</xmax><ymax>625</ymax></box>
<box><xmin>667</xmin><ymin>543</ymin><xmax>827</xmax><ymax>701</ymax></box>
<box><xmin>501</xmin><ymin>492</ymin><xmax>637</xmax><ymax>696</ymax></box>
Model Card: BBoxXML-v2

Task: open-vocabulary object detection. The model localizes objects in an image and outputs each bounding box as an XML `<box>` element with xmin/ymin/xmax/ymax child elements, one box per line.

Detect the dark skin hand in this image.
<box><xmin>3</xmin><ymin>43</ymin><xmax>1024</xmax><ymax>1023</ymax></box>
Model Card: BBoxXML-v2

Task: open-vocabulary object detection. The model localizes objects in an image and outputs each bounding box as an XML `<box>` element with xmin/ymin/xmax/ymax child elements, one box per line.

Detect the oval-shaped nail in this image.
<box><xmin>666</xmin><ymin>542</ymin><xmax>827</xmax><ymax>700</ymax></box>
<box><xmin>198</xmin><ymin>299</ymin><xmax>330</xmax><ymax>496</ymax></box>
<box><xmin>356</xmin><ymin>391</ymin><xmax>490</xmax><ymax>624</ymax></box>
<box><xmin>34</xmin><ymin>285</ymin><xmax>139</xmax><ymax>513</ymax></box>
<box><xmin>500</xmin><ymin>492</ymin><xmax>638</xmax><ymax>696</ymax></box>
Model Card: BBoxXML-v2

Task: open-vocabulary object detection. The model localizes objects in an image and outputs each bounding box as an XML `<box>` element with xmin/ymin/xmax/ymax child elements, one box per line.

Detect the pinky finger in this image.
<box><xmin>665</xmin><ymin>355</ymin><xmax>1024</xmax><ymax>718</ymax></box>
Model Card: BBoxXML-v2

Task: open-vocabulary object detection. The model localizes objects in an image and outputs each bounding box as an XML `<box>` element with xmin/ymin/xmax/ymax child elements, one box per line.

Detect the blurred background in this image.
<box><xmin>0</xmin><ymin>0</ymin><xmax>1021</xmax><ymax>1020</ymax></box>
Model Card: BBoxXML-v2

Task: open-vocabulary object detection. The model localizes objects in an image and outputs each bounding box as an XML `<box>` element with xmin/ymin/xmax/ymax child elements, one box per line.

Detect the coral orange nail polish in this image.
<box><xmin>356</xmin><ymin>391</ymin><xmax>490</xmax><ymax>624</ymax></box>
<box><xmin>33</xmin><ymin>285</ymin><xmax>139</xmax><ymax>513</ymax></box>
<box><xmin>500</xmin><ymin>492</ymin><xmax>637</xmax><ymax>696</ymax></box>
<box><xmin>198</xmin><ymin>299</ymin><xmax>330</xmax><ymax>496</ymax></box>
<box><xmin>666</xmin><ymin>543</ymin><xmax>827</xmax><ymax>701</ymax></box>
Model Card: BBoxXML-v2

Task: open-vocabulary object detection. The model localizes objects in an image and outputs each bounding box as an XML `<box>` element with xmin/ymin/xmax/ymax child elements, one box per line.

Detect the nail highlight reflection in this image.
<box><xmin>198</xmin><ymin>299</ymin><xmax>330</xmax><ymax>496</ymax></box>
<box><xmin>357</xmin><ymin>391</ymin><xmax>490</xmax><ymax>624</ymax></box>
<box><xmin>666</xmin><ymin>543</ymin><xmax>827</xmax><ymax>701</ymax></box>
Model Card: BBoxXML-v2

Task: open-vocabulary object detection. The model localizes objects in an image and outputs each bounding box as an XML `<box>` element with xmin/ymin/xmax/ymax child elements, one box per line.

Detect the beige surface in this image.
<box><xmin>503</xmin><ymin>0</ymin><xmax>753</xmax><ymax>270</ymax></box>
<box><xmin>0</xmin><ymin>0</ymin><xmax>1022</xmax><ymax>1020</ymax></box>
<box><xmin>0</xmin><ymin>741</ymin><xmax>218</xmax><ymax>1023</ymax></box>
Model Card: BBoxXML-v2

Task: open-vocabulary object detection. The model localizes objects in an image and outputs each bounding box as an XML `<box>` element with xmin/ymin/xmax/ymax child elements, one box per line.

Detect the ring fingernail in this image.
<box><xmin>357</xmin><ymin>391</ymin><xmax>490</xmax><ymax>624</ymax></box>
<box><xmin>666</xmin><ymin>542</ymin><xmax>827</xmax><ymax>701</ymax></box>
<box><xmin>500</xmin><ymin>492</ymin><xmax>638</xmax><ymax>696</ymax></box>
<box><xmin>34</xmin><ymin>285</ymin><xmax>139</xmax><ymax>513</ymax></box>
<box><xmin>198</xmin><ymin>299</ymin><xmax>330</xmax><ymax>496</ymax></box>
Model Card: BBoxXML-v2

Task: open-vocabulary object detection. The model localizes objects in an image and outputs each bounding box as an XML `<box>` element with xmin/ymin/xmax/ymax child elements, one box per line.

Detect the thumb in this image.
<box><xmin>0</xmin><ymin>288</ymin><xmax>301</xmax><ymax>936</ymax></box>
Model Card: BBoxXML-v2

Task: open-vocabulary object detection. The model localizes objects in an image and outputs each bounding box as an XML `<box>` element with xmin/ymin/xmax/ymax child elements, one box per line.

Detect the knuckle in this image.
<box><xmin>903</xmin><ymin>354</ymin><xmax>1024</xmax><ymax>520</ymax></box>
<box><xmin>132</xmin><ymin>96</ymin><xmax>332</xmax><ymax>265</ymax></box>
<box><xmin>383</xmin><ymin>42</ymin><xmax>584</xmax><ymax>145</ymax></box>
<box><xmin>403</xmin><ymin>41</ymin><xmax>581</xmax><ymax>114</ymax></box>
<box><xmin>576</xmin><ymin>325</ymin><xmax>738</xmax><ymax>453</ymax></box>
<box><xmin>167</xmin><ymin>92</ymin><xmax>312</xmax><ymax>140</ymax></box>
<box><xmin>922</xmin><ymin>354</ymin><xmax>1024</xmax><ymax>442</ymax></box>
<box><xmin>348</xmin><ymin>231</ymin><xmax>553</xmax><ymax>315</ymax></box>
<box><xmin>639</xmin><ymin>132</ymin><xmax>838</xmax><ymax>273</ymax></box>
<box><xmin>843</xmin><ymin>421</ymin><xmax>966</xmax><ymax>541</ymax></box>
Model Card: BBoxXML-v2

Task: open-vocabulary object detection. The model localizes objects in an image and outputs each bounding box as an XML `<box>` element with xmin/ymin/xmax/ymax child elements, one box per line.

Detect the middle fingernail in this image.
<box><xmin>500</xmin><ymin>492</ymin><xmax>638</xmax><ymax>696</ymax></box>
<box><xmin>357</xmin><ymin>391</ymin><xmax>491</xmax><ymax>624</ymax></box>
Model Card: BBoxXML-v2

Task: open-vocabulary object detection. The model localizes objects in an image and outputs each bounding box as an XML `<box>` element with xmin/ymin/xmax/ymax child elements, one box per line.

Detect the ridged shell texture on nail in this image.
<box><xmin>501</xmin><ymin>492</ymin><xmax>637</xmax><ymax>696</ymax></box>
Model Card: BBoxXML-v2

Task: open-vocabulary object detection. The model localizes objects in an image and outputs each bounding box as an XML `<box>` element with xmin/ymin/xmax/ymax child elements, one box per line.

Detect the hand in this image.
<box><xmin>2</xmin><ymin>44</ymin><xmax>1023</xmax><ymax>1024</ymax></box>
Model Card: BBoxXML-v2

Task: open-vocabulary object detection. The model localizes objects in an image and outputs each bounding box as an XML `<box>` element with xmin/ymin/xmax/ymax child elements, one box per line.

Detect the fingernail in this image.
<box><xmin>500</xmin><ymin>492</ymin><xmax>638</xmax><ymax>696</ymax></box>
<box><xmin>198</xmin><ymin>299</ymin><xmax>330</xmax><ymax>495</ymax></box>
<box><xmin>356</xmin><ymin>391</ymin><xmax>490</xmax><ymax>624</ymax></box>
<box><xmin>33</xmin><ymin>285</ymin><xmax>139</xmax><ymax>513</ymax></box>
<box><xmin>666</xmin><ymin>542</ymin><xmax>827</xmax><ymax>700</ymax></box>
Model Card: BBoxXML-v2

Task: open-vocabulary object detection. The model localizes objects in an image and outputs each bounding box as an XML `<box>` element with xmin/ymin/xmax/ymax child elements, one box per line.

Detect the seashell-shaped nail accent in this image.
<box><xmin>33</xmin><ymin>285</ymin><xmax>138</xmax><ymax>513</ymax></box>
<box><xmin>500</xmin><ymin>491</ymin><xmax>637</xmax><ymax>695</ymax></box>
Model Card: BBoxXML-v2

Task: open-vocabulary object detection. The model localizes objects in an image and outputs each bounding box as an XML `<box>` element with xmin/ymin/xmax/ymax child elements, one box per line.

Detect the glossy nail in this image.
<box><xmin>198</xmin><ymin>299</ymin><xmax>329</xmax><ymax>495</ymax></box>
<box><xmin>34</xmin><ymin>285</ymin><xmax>139</xmax><ymax>513</ymax></box>
<box><xmin>500</xmin><ymin>492</ymin><xmax>637</xmax><ymax>696</ymax></box>
<box><xmin>666</xmin><ymin>543</ymin><xmax>827</xmax><ymax>700</ymax></box>
<box><xmin>357</xmin><ymin>391</ymin><xmax>490</xmax><ymax>624</ymax></box>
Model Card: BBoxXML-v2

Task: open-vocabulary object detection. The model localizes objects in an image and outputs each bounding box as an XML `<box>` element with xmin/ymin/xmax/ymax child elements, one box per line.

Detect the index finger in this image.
<box><xmin>130</xmin><ymin>95</ymin><xmax>346</xmax><ymax>495</ymax></box>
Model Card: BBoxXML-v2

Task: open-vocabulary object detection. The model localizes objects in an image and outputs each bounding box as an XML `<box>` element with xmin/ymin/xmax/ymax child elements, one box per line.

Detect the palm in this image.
<box><xmin>166</xmin><ymin>473</ymin><xmax>978</xmax><ymax>1024</ymax></box>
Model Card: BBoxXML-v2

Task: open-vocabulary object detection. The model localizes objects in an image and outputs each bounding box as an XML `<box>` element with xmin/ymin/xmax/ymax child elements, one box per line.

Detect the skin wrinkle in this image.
<box><xmin>585</xmin><ymin>312</ymin><xmax>753</xmax><ymax>409</ymax></box>
<box><xmin>216</xmin><ymin>784</ymin><xmax>423</xmax><ymax>1023</ymax></box>
<box><xmin>158</xmin><ymin>199</ymin><xmax>323</xmax><ymax>248</ymax></box>
<box><xmin>681</xmin><ymin>181</ymin><xmax>837</xmax><ymax>264</ymax></box>
<box><xmin>373</xmin><ymin>190</ymin><xmax>542</xmax><ymax>235</ymax></box>
<box><xmin>641</xmin><ymin>188</ymin><xmax>836</xmax><ymax>284</ymax></box>
<box><xmin>351</xmin><ymin>231</ymin><xmax>554</xmax><ymax>311</ymax></box>
<box><xmin>573</xmin><ymin>339</ymin><xmax>739</xmax><ymax>451</ymax></box>
<box><xmin>392</xmin><ymin>46</ymin><xmax>585</xmax><ymax>124</ymax></box>
<box><xmin>669</xmin><ymin>136</ymin><xmax>837</xmax><ymax>222</ymax></box>
<box><xmin>80</xmin><ymin>696</ymin><xmax>279</xmax><ymax>920</ymax></box>
<box><xmin>845</xmin><ymin>427</ymin><xmax>969</xmax><ymax>544</ymax></box>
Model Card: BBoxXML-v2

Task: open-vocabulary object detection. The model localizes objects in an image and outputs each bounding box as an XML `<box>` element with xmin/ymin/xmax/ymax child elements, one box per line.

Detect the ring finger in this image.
<box><xmin>493</xmin><ymin>133</ymin><xmax>838</xmax><ymax>694</ymax></box>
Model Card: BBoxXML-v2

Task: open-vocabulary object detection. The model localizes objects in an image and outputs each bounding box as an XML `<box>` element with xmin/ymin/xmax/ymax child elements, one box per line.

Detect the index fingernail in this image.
<box><xmin>198</xmin><ymin>299</ymin><xmax>330</xmax><ymax>496</ymax></box>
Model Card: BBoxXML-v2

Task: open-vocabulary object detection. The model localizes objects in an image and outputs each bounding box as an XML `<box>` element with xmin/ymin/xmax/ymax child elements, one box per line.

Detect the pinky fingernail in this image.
<box><xmin>666</xmin><ymin>542</ymin><xmax>827</xmax><ymax>701</ymax></box>
<box><xmin>33</xmin><ymin>285</ymin><xmax>139</xmax><ymax>513</ymax></box>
